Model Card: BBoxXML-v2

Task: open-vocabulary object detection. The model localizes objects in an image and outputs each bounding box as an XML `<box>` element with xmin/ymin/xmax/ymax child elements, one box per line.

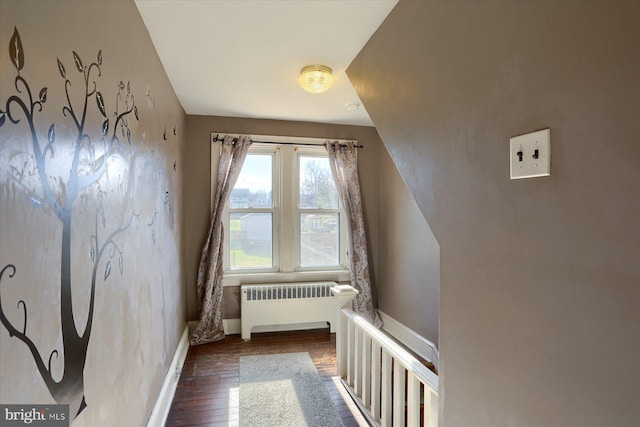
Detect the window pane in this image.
<box><xmin>229</xmin><ymin>213</ymin><xmax>272</xmax><ymax>269</ymax></box>
<box><xmin>299</xmin><ymin>156</ymin><xmax>339</xmax><ymax>209</ymax></box>
<box><xmin>231</xmin><ymin>154</ymin><xmax>272</xmax><ymax>208</ymax></box>
<box><xmin>300</xmin><ymin>213</ymin><xmax>339</xmax><ymax>267</ymax></box>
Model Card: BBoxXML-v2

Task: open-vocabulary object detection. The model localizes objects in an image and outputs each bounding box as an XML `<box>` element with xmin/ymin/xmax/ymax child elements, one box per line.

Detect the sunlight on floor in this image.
<box><xmin>228</xmin><ymin>386</ymin><xmax>239</xmax><ymax>425</ymax></box>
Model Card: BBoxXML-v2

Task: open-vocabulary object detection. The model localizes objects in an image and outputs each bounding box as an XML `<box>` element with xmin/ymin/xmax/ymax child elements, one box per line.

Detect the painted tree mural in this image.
<box><xmin>0</xmin><ymin>28</ymin><xmax>167</xmax><ymax>419</ymax></box>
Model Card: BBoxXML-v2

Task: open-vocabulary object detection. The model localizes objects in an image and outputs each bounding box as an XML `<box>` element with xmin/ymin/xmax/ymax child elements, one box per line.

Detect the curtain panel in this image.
<box><xmin>326</xmin><ymin>141</ymin><xmax>382</xmax><ymax>327</ymax></box>
<box><xmin>191</xmin><ymin>136</ymin><xmax>252</xmax><ymax>345</ymax></box>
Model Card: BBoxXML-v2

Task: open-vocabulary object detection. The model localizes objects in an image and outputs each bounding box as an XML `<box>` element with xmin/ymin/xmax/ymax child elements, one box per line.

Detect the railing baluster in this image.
<box><xmin>381</xmin><ymin>350</ymin><xmax>392</xmax><ymax>427</ymax></box>
<box><xmin>354</xmin><ymin>325</ymin><xmax>362</xmax><ymax>396</ymax></box>
<box><xmin>371</xmin><ymin>342</ymin><xmax>382</xmax><ymax>422</ymax></box>
<box><xmin>347</xmin><ymin>317</ymin><xmax>355</xmax><ymax>387</ymax></box>
<box><xmin>393</xmin><ymin>360</ymin><xmax>406</xmax><ymax>426</ymax></box>
<box><xmin>337</xmin><ymin>310</ymin><xmax>348</xmax><ymax>378</ymax></box>
<box><xmin>362</xmin><ymin>333</ymin><xmax>372</xmax><ymax>408</ymax></box>
<box><xmin>407</xmin><ymin>373</ymin><xmax>420</xmax><ymax>427</ymax></box>
<box><xmin>425</xmin><ymin>388</ymin><xmax>438</xmax><ymax>427</ymax></box>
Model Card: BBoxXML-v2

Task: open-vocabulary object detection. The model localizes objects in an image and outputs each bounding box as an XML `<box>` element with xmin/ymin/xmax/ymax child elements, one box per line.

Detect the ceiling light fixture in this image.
<box><xmin>299</xmin><ymin>65</ymin><xmax>333</xmax><ymax>93</ymax></box>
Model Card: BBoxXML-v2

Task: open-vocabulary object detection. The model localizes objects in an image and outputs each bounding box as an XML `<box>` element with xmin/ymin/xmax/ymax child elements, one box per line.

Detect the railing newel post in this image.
<box><xmin>331</xmin><ymin>285</ymin><xmax>358</xmax><ymax>380</ymax></box>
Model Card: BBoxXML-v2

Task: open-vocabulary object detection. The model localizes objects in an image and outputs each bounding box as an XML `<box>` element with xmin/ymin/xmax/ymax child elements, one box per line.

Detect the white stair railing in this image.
<box><xmin>337</xmin><ymin>306</ymin><xmax>439</xmax><ymax>427</ymax></box>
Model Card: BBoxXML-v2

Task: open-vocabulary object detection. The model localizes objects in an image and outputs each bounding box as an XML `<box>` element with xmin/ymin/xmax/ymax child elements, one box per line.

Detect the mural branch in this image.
<box><xmin>0</xmin><ymin>28</ymin><xmax>149</xmax><ymax>418</ymax></box>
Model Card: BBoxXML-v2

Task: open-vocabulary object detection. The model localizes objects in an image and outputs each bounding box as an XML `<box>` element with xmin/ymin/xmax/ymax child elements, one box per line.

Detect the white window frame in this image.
<box><xmin>294</xmin><ymin>146</ymin><xmax>347</xmax><ymax>272</ymax></box>
<box><xmin>223</xmin><ymin>144</ymin><xmax>279</xmax><ymax>274</ymax></box>
<box><xmin>211</xmin><ymin>133</ymin><xmax>352</xmax><ymax>286</ymax></box>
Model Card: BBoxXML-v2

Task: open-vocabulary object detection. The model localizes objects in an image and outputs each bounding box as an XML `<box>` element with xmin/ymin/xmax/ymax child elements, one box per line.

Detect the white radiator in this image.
<box><xmin>240</xmin><ymin>281</ymin><xmax>339</xmax><ymax>340</ymax></box>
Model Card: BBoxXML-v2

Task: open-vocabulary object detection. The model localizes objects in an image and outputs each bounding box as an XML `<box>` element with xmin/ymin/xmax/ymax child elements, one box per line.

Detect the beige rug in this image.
<box><xmin>239</xmin><ymin>352</ymin><xmax>344</xmax><ymax>427</ymax></box>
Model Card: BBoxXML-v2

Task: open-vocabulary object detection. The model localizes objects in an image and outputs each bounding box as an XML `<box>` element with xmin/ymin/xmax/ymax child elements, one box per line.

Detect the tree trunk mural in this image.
<box><xmin>0</xmin><ymin>28</ymin><xmax>165</xmax><ymax>419</ymax></box>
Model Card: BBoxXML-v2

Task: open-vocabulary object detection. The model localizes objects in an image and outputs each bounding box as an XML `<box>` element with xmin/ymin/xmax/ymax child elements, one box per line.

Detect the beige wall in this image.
<box><xmin>377</xmin><ymin>146</ymin><xmax>439</xmax><ymax>345</ymax></box>
<box><xmin>348</xmin><ymin>1</ymin><xmax>640</xmax><ymax>426</ymax></box>
<box><xmin>0</xmin><ymin>1</ymin><xmax>186</xmax><ymax>425</ymax></box>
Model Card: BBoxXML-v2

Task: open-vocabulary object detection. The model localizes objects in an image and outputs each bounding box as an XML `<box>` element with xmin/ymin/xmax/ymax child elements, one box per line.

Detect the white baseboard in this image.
<box><xmin>378</xmin><ymin>310</ymin><xmax>439</xmax><ymax>371</ymax></box>
<box><xmin>223</xmin><ymin>318</ymin><xmax>241</xmax><ymax>335</ymax></box>
<box><xmin>146</xmin><ymin>324</ymin><xmax>190</xmax><ymax>427</ymax></box>
<box><xmin>222</xmin><ymin>318</ymin><xmax>329</xmax><ymax>337</ymax></box>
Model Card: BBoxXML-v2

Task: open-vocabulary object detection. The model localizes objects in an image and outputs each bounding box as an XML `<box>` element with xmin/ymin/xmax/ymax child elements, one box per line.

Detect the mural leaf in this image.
<box><xmin>127</xmin><ymin>128</ymin><xmax>131</xmax><ymax>145</ymax></box>
<box><xmin>90</xmin><ymin>247</ymin><xmax>95</xmax><ymax>262</ymax></box>
<box><xmin>102</xmin><ymin>118</ymin><xmax>109</xmax><ymax>136</ymax></box>
<box><xmin>119</xmin><ymin>255</ymin><xmax>123</xmax><ymax>274</ymax></box>
<box><xmin>48</xmin><ymin>124</ymin><xmax>55</xmax><ymax>143</ymax></box>
<box><xmin>134</xmin><ymin>106</ymin><xmax>139</xmax><ymax>121</ymax></box>
<box><xmin>97</xmin><ymin>49</ymin><xmax>102</xmax><ymax>65</ymax></box>
<box><xmin>72</xmin><ymin>50</ymin><xmax>83</xmax><ymax>72</ymax></box>
<box><xmin>57</xmin><ymin>58</ymin><xmax>66</xmax><ymax>78</ymax></box>
<box><xmin>127</xmin><ymin>81</ymin><xmax>130</xmax><ymax>94</ymax></box>
<box><xmin>96</xmin><ymin>92</ymin><xmax>106</xmax><ymax>117</ymax></box>
<box><xmin>39</xmin><ymin>87</ymin><xmax>48</xmax><ymax>103</ymax></box>
<box><xmin>9</xmin><ymin>27</ymin><xmax>24</xmax><ymax>71</ymax></box>
<box><xmin>0</xmin><ymin>110</ymin><xmax>5</xmax><ymax>127</ymax></box>
<box><xmin>104</xmin><ymin>261</ymin><xmax>111</xmax><ymax>280</ymax></box>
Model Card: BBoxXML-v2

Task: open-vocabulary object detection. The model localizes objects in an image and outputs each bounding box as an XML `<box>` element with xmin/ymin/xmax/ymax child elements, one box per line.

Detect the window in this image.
<box><xmin>227</xmin><ymin>149</ymin><xmax>274</xmax><ymax>270</ymax></box>
<box><xmin>222</xmin><ymin>140</ymin><xmax>347</xmax><ymax>277</ymax></box>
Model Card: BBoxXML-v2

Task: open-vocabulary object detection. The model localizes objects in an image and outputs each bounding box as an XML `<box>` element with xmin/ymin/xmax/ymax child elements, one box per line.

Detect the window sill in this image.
<box><xmin>222</xmin><ymin>270</ymin><xmax>350</xmax><ymax>287</ymax></box>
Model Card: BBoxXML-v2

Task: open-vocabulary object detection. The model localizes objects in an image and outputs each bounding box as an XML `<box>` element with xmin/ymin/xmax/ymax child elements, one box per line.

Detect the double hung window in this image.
<box><xmin>221</xmin><ymin>139</ymin><xmax>347</xmax><ymax>276</ymax></box>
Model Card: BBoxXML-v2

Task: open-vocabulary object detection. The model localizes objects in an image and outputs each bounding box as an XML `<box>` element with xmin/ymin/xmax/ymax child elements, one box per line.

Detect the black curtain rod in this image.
<box><xmin>212</xmin><ymin>136</ymin><xmax>363</xmax><ymax>149</ymax></box>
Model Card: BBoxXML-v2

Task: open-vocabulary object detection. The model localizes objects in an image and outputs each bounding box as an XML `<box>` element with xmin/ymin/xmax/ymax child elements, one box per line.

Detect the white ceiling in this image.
<box><xmin>134</xmin><ymin>0</ymin><xmax>398</xmax><ymax>127</ymax></box>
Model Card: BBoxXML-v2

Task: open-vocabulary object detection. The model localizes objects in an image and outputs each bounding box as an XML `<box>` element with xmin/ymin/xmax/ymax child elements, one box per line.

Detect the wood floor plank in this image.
<box><xmin>166</xmin><ymin>328</ymin><xmax>369</xmax><ymax>427</ymax></box>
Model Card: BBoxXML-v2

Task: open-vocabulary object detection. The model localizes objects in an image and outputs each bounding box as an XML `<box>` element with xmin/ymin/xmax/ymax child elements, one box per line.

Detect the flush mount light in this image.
<box><xmin>299</xmin><ymin>65</ymin><xmax>333</xmax><ymax>93</ymax></box>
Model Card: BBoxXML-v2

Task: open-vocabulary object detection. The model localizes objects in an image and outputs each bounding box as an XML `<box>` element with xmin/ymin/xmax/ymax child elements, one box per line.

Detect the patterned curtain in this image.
<box><xmin>326</xmin><ymin>141</ymin><xmax>382</xmax><ymax>327</ymax></box>
<box><xmin>191</xmin><ymin>136</ymin><xmax>252</xmax><ymax>345</ymax></box>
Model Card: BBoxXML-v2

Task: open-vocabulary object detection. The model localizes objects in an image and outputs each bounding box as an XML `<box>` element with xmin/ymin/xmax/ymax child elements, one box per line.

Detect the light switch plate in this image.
<box><xmin>510</xmin><ymin>128</ymin><xmax>550</xmax><ymax>179</ymax></box>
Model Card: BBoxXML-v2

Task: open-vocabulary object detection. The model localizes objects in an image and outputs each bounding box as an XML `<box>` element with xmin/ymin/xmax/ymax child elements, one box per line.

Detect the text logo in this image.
<box><xmin>0</xmin><ymin>405</ymin><xmax>68</xmax><ymax>427</ymax></box>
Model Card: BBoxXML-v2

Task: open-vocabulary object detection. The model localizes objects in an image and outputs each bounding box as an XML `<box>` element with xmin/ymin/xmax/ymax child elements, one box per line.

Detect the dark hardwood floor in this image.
<box><xmin>166</xmin><ymin>328</ymin><xmax>369</xmax><ymax>427</ymax></box>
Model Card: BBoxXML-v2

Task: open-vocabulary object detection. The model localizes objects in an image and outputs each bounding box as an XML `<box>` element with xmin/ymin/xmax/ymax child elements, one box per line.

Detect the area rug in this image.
<box><xmin>239</xmin><ymin>352</ymin><xmax>344</xmax><ymax>427</ymax></box>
